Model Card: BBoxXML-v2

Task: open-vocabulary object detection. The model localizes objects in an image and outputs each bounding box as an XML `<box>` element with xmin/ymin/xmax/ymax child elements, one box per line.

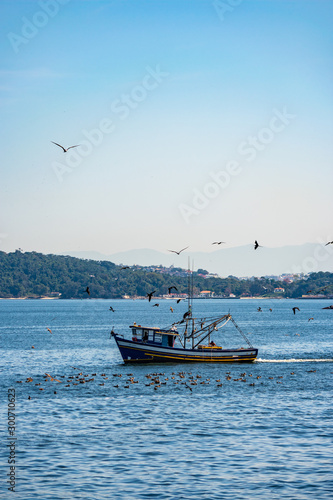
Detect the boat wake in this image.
<box><xmin>256</xmin><ymin>358</ymin><xmax>333</xmax><ymax>363</ymax></box>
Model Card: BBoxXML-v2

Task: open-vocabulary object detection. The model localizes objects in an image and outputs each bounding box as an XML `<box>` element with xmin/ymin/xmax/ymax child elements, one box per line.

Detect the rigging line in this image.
<box><xmin>229</xmin><ymin>316</ymin><xmax>253</xmax><ymax>348</ymax></box>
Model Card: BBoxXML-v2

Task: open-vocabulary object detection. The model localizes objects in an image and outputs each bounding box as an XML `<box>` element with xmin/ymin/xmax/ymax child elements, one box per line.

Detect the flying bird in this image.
<box><xmin>85</xmin><ymin>287</ymin><xmax>90</xmax><ymax>296</ymax></box>
<box><xmin>51</xmin><ymin>141</ymin><xmax>80</xmax><ymax>153</ymax></box>
<box><xmin>147</xmin><ymin>291</ymin><xmax>156</xmax><ymax>302</ymax></box>
<box><xmin>183</xmin><ymin>311</ymin><xmax>191</xmax><ymax>320</ymax></box>
<box><xmin>109</xmin><ymin>306</ymin><xmax>115</xmax><ymax>312</ymax></box>
<box><xmin>212</xmin><ymin>242</ymin><xmax>225</xmax><ymax>245</ymax></box>
<box><xmin>168</xmin><ymin>286</ymin><xmax>178</xmax><ymax>294</ymax></box>
<box><xmin>170</xmin><ymin>307</ymin><xmax>174</xmax><ymax>313</ymax></box>
<box><xmin>317</xmin><ymin>285</ymin><xmax>331</xmax><ymax>293</ymax></box>
<box><xmin>254</xmin><ymin>240</ymin><xmax>262</xmax><ymax>250</ymax></box>
<box><xmin>176</xmin><ymin>299</ymin><xmax>182</xmax><ymax>304</ymax></box>
<box><xmin>152</xmin><ymin>303</ymin><xmax>159</xmax><ymax>307</ymax></box>
<box><xmin>325</xmin><ymin>241</ymin><xmax>333</xmax><ymax>246</ymax></box>
<box><xmin>46</xmin><ymin>328</ymin><xmax>52</xmax><ymax>334</ymax></box>
<box><xmin>121</xmin><ymin>266</ymin><xmax>130</xmax><ymax>270</ymax></box>
<box><xmin>168</xmin><ymin>246</ymin><xmax>189</xmax><ymax>255</ymax></box>
<box><xmin>292</xmin><ymin>307</ymin><xmax>300</xmax><ymax>315</ymax></box>
<box><xmin>308</xmin><ymin>317</ymin><xmax>314</xmax><ymax>321</ymax></box>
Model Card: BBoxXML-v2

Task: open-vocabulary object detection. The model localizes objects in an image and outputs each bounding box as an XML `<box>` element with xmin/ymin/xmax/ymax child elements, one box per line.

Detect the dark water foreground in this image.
<box><xmin>1</xmin><ymin>299</ymin><xmax>332</xmax><ymax>499</ymax></box>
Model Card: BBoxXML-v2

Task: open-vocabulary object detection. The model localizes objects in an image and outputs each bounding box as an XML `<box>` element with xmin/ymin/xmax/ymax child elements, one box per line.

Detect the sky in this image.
<box><xmin>1</xmin><ymin>0</ymin><xmax>332</xmax><ymax>259</ymax></box>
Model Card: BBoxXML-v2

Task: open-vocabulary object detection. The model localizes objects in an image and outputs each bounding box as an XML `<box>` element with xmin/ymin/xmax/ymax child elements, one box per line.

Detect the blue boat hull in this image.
<box><xmin>113</xmin><ymin>335</ymin><xmax>258</xmax><ymax>363</ymax></box>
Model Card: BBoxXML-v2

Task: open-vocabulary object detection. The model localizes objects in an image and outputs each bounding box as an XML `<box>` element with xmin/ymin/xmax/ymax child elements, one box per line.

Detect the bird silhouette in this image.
<box><xmin>147</xmin><ymin>291</ymin><xmax>156</xmax><ymax>302</ymax></box>
<box><xmin>168</xmin><ymin>246</ymin><xmax>189</xmax><ymax>255</ymax></box>
<box><xmin>170</xmin><ymin>307</ymin><xmax>174</xmax><ymax>313</ymax></box>
<box><xmin>257</xmin><ymin>307</ymin><xmax>262</xmax><ymax>312</ymax></box>
<box><xmin>85</xmin><ymin>286</ymin><xmax>90</xmax><ymax>296</ymax></box>
<box><xmin>325</xmin><ymin>241</ymin><xmax>333</xmax><ymax>246</ymax></box>
<box><xmin>254</xmin><ymin>240</ymin><xmax>262</xmax><ymax>250</ymax></box>
<box><xmin>212</xmin><ymin>241</ymin><xmax>225</xmax><ymax>245</ymax></box>
<box><xmin>317</xmin><ymin>285</ymin><xmax>330</xmax><ymax>293</ymax></box>
<box><xmin>183</xmin><ymin>311</ymin><xmax>191</xmax><ymax>320</ymax></box>
<box><xmin>152</xmin><ymin>303</ymin><xmax>159</xmax><ymax>307</ymax></box>
<box><xmin>121</xmin><ymin>266</ymin><xmax>130</xmax><ymax>270</ymax></box>
<box><xmin>308</xmin><ymin>317</ymin><xmax>314</xmax><ymax>321</ymax></box>
<box><xmin>51</xmin><ymin>141</ymin><xmax>80</xmax><ymax>152</ymax></box>
<box><xmin>292</xmin><ymin>307</ymin><xmax>300</xmax><ymax>315</ymax></box>
<box><xmin>168</xmin><ymin>286</ymin><xmax>178</xmax><ymax>294</ymax></box>
<box><xmin>109</xmin><ymin>306</ymin><xmax>115</xmax><ymax>312</ymax></box>
<box><xmin>176</xmin><ymin>299</ymin><xmax>182</xmax><ymax>304</ymax></box>
<box><xmin>46</xmin><ymin>328</ymin><xmax>52</xmax><ymax>334</ymax></box>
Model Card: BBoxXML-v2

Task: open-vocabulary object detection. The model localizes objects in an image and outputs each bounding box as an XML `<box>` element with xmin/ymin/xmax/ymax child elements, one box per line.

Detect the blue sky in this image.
<box><xmin>1</xmin><ymin>0</ymin><xmax>332</xmax><ymax>259</ymax></box>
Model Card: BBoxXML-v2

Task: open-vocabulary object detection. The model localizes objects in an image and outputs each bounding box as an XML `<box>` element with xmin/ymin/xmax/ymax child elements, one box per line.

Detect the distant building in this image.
<box><xmin>274</xmin><ymin>287</ymin><xmax>285</xmax><ymax>293</ymax></box>
<box><xmin>200</xmin><ymin>290</ymin><xmax>214</xmax><ymax>297</ymax></box>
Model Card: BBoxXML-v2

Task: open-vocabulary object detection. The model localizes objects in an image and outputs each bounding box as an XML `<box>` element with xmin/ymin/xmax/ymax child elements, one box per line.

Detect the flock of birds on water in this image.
<box><xmin>19</xmin><ymin>366</ymin><xmax>320</xmax><ymax>400</ymax></box>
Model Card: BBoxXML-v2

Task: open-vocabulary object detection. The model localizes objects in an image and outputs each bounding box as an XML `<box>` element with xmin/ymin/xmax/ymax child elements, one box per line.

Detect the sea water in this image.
<box><xmin>0</xmin><ymin>298</ymin><xmax>332</xmax><ymax>499</ymax></box>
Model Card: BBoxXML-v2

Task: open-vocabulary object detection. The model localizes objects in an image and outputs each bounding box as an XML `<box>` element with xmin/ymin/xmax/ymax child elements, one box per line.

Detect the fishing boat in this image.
<box><xmin>111</xmin><ymin>263</ymin><xmax>258</xmax><ymax>363</ymax></box>
<box><xmin>111</xmin><ymin>310</ymin><xmax>258</xmax><ymax>364</ymax></box>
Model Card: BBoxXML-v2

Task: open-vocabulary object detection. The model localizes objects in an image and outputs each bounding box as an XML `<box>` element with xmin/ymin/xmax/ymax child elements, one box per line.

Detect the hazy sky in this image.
<box><xmin>1</xmin><ymin>0</ymin><xmax>332</xmax><ymax>256</ymax></box>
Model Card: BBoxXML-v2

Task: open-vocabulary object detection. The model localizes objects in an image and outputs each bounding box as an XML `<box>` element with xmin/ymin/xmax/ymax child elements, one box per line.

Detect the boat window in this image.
<box><xmin>136</xmin><ymin>328</ymin><xmax>142</xmax><ymax>337</ymax></box>
<box><xmin>148</xmin><ymin>331</ymin><xmax>154</xmax><ymax>341</ymax></box>
<box><xmin>168</xmin><ymin>335</ymin><xmax>174</xmax><ymax>347</ymax></box>
<box><xmin>154</xmin><ymin>333</ymin><xmax>162</xmax><ymax>343</ymax></box>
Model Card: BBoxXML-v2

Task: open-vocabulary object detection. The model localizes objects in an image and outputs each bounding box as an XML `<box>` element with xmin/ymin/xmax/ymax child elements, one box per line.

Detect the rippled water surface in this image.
<box><xmin>1</xmin><ymin>299</ymin><xmax>332</xmax><ymax>499</ymax></box>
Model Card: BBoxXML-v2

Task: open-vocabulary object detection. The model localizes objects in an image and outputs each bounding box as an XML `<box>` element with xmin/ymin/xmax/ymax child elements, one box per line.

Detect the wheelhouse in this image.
<box><xmin>130</xmin><ymin>324</ymin><xmax>178</xmax><ymax>348</ymax></box>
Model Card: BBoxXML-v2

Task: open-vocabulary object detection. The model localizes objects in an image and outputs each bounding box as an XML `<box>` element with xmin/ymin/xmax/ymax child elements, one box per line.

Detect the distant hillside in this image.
<box><xmin>0</xmin><ymin>250</ymin><xmax>332</xmax><ymax>299</ymax></box>
<box><xmin>62</xmin><ymin>243</ymin><xmax>333</xmax><ymax>277</ymax></box>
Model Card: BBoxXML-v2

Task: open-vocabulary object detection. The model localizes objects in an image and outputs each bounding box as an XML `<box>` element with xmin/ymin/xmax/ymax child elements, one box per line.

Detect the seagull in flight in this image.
<box><xmin>168</xmin><ymin>286</ymin><xmax>178</xmax><ymax>294</ymax></box>
<box><xmin>147</xmin><ymin>290</ymin><xmax>156</xmax><ymax>302</ymax></box>
<box><xmin>325</xmin><ymin>241</ymin><xmax>333</xmax><ymax>246</ymax></box>
<box><xmin>46</xmin><ymin>328</ymin><xmax>52</xmax><ymax>334</ymax></box>
<box><xmin>120</xmin><ymin>266</ymin><xmax>130</xmax><ymax>270</ymax></box>
<box><xmin>51</xmin><ymin>141</ymin><xmax>80</xmax><ymax>153</ymax></box>
<box><xmin>254</xmin><ymin>240</ymin><xmax>262</xmax><ymax>250</ymax></box>
<box><xmin>109</xmin><ymin>306</ymin><xmax>115</xmax><ymax>312</ymax></box>
<box><xmin>168</xmin><ymin>246</ymin><xmax>189</xmax><ymax>255</ymax></box>
<box><xmin>292</xmin><ymin>307</ymin><xmax>300</xmax><ymax>315</ymax></box>
<box><xmin>212</xmin><ymin>242</ymin><xmax>225</xmax><ymax>245</ymax></box>
<box><xmin>85</xmin><ymin>287</ymin><xmax>90</xmax><ymax>296</ymax></box>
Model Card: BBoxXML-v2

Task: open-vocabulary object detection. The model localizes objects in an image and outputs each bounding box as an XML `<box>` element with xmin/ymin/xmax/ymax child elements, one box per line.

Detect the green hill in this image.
<box><xmin>0</xmin><ymin>250</ymin><xmax>332</xmax><ymax>299</ymax></box>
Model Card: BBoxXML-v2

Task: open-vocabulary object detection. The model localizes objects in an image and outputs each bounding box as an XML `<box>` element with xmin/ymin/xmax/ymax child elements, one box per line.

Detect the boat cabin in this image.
<box><xmin>130</xmin><ymin>324</ymin><xmax>178</xmax><ymax>348</ymax></box>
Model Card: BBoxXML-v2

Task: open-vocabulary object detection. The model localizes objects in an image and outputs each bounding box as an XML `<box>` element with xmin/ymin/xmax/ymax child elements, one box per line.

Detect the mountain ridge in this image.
<box><xmin>59</xmin><ymin>243</ymin><xmax>333</xmax><ymax>277</ymax></box>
